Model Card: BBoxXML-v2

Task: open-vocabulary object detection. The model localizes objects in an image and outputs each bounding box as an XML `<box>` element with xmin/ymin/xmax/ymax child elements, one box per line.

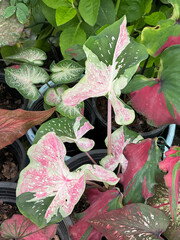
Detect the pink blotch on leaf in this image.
<box><xmin>11</xmin><ymin>65</ymin><xmax>20</xmax><ymax>69</ymax></box>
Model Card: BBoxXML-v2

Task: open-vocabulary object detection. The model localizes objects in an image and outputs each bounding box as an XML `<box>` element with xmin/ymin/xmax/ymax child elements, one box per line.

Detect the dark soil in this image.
<box><xmin>0</xmin><ymin>82</ymin><xmax>23</xmax><ymax>110</ymax></box>
<box><xmin>0</xmin><ymin>149</ymin><xmax>18</xmax><ymax>181</ymax></box>
<box><xmin>96</xmin><ymin>96</ymin><xmax>156</xmax><ymax>133</ymax></box>
<box><xmin>172</xmin><ymin>125</ymin><xmax>180</xmax><ymax>146</ymax></box>
<box><xmin>0</xmin><ymin>201</ymin><xmax>19</xmax><ymax>226</ymax></box>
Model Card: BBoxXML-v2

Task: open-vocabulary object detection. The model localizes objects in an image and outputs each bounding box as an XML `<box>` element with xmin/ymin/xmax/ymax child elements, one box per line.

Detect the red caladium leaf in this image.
<box><xmin>100</xmin><ymin>126</ymin><xmax>143</xmax><ymax>173</ymax></box>
<box><xmin>89</xmin><ymin>203</ymin><xmax>170</xmax><ymax>240</ymax></box>
<box><xmin>63</xmin><ymin>16</ymin><xmax>148</xmax><ymax>125</ymax></box>
<box><xmin>159</xmin><ymin>146</ymin><xmax>180</xmax><ymax>220</ymax></box>
<box><xmin>69</xmin><ymin>189</ymin><xmax>122</xmax><ymax>240</ymax></box>
<box><xmin>0</xmin><ymin>107</ymin><xmax>55</xmax><ymax>149</ymax></box>
<box><xmin>0</xmin><ymin>214</ymin><xmax>57</xmax><ymax>240</ymax></box>
<box><xmin>120</xmin><ymin>138</ymin><xmax>162</xmax><ymax>204</ymax></box>
<box><xmin>16</xmin><ymin>132</ymin><xmax>119</xmax><ymax>228</ymax></box>
<box><xmin>126</xmin><ymin>45</ymin><xmax>180</xmax><ymax>127</ymax></box>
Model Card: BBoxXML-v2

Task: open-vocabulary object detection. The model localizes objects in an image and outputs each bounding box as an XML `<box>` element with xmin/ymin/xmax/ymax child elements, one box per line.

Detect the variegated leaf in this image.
<box><xmin>89</xmin><ymin>203</ymin><xmax>170</xmax><ymax>240</ymax></box>
<box><xmin>63</xmin><ymin>16</ymin><xmax>148</xmax><ymax>125</ymax></box>
<box><xmin>5</xmin><ymin>48</ymin><xmax>47</xmax><ymax>66</ymax></box>
<box><xmin>100</xmin><ymin>126</ymin><xmax>143</xmax><ymax>173</ymax></box>
<box><xmin>33</xmin><ymin>117</ymin><xmax>94</xmax><ymax>152</ymax></box>
<box><xmin>50</xmin><ymin>60</ymin><xmax>84</xmax><ymax>84</ymax></box>
<box><xmin>44</xmin><ymin>86</ymin><xmax>84</xmax><ymax>119</ymax></box>
<box><xmin>5</xmin><ymin>63</ymin><xmax>49</xmax><ymax>100</ymax></box>
<box><xmin>0</xmin><ymin>214</ymin><xmax>57</xmax><ymax>240</ymax></box>
<box><xmin>16</xmin><ymin>132</ymin><xmax>119</xmax><ymax>227</ymax></box>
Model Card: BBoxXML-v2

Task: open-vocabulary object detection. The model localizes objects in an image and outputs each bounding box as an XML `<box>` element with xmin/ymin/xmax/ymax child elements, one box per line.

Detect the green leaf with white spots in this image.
<box><xmin>0</xmin><ymin>0</ymin><xmax>24</xmax><ymax>47</ymax></box>
<box><xmin>44</xmin><ymin>86</ymin><xmax>84</xmax><ymax>119</ymax></box>
<box><xmin>5</xmin><ymin>48</ymin><xmax>47</xmax><ymax>66</ymax></box>
<box><xmin>5</xmin><ymin>64</ymin><xmax>49</xmax><ymax>100</ymax></box>
<box><xmin>50</xmin><ymin>60</ymin><xmax>84</xmax><ymax>84</ymax></box>
<box><xmin>33</xmin><ymin>117</ymin><xmax>94</xmax><ymax>152</ymax></box>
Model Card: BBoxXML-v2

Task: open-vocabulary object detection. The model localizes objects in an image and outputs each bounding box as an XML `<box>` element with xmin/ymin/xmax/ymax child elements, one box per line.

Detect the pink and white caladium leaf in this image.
<box><xmin>69</xmin><ymin>189</ymin><xmax>122</xmax><ymax>240</ymax></box>
<box><xmin>0</xmin><ymin>107</ymin><xmax>55</xmax><ymax>149</ymax></box>
<box><xmin>0</xmin><ymin>214</ymin><xmax>57</xmax><ymax>240</ymax></box>
<box><xmin>124</xmin><ymin>45</ymin><xmax>180</xmax><ymax>127</ymax></box>
<box><xmin>159</xmin><ymin>146</ymin><xmax>180</xmax><ymax>220</ymax></box>
<box><xmin>5</xmin><ymin>63</ymin><xmax>49</xmax><ymax>100</ymax></box>
<box><xmin>5</xmin><ymin>48</ymin><xmax>47</xmax><ymax>66</ymax></box>
<box><xmin>141</xmin><ymin>19</ymin><xmax>180</xmax><ymax>57</ymax></box>
<box><xmin>120</xmin><ymin>138</ymin><xmax>162</xmax><ymax>205</ymax></box>
<box><xmin>33</xmin><ymin>116</ymin><xmax>94</xmax><ymax>151</ymax></box>
<box><xmin>89</xmin><ymin>203</ymin><xmax>170</xmax><ymax>240</ymax></box>
<box><xmin>16</xmin><ymin>132</ymin><xmax>119</xmax><ymax>228</ymax></box>
<box><xmin>50</xmin><ymin>59</ymin><xmax>84</xmax><ymax>84</ymax></box>
<box><xmin>100</xmin><ymin>126</ymin><xmax>143</xmax><ymax>173</ymax></box>
<box><xmin>63</xmin><ymin>16</ymin><xmax>148</xmax><ymax>125</ymax></box>
<box><xmin>44</xmin><ymin>86</ymin><xmax>84</xmax><ymax>119</ymax></box>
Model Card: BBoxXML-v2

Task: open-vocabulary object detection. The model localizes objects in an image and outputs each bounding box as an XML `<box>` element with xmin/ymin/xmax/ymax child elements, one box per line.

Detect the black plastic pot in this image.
<box><xmin>92</xmin><ymin>97</ymin><xmax>167</xmax><ymax>139</ymax></box>
<box><xmin>0</xmin><ymin>72</ymin><xmax>28</xmax><ymax>110</ymax></box>
<box><xmin>0</xmin><ymin>139</ymin><xmax>27</xmax><ymax>182</ymax></box>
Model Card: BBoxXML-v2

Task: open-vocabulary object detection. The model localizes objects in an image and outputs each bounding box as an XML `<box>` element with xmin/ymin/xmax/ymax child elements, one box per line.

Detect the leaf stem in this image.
<box><xmin>107</xmin><ymin>98</ymin><xmax>112</xmax><ymax>155</ymax></box>
<box><xmin>85</xmin><ymin>152</ymin><xmax>97</xmax><ymax>165</ymax></box>
<box><xmin>86</xmin><ymin>181</ymin><xmax>106</xmax><ymax>192</ymax></box>
<box><xmin>115</xmin><ymin>0</ymin><xmax>120</xmax><ymax>17</ymax></box>
<box><xmin>74</xmin><ymin>1</ymin><xmax>82</xmax><ymax>23</ymax></box>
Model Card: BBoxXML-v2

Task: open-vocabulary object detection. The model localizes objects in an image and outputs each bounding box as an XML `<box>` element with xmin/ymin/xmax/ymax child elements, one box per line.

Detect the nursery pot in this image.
<box><xmin>0</xmin><ymin>139</ymin><xmax>27</xmax><ymax>182</ymax></box>
<box><xmin>0</xmin><ymin>72</ymin><xmax>28</xmax><ymax>110</ymax></box>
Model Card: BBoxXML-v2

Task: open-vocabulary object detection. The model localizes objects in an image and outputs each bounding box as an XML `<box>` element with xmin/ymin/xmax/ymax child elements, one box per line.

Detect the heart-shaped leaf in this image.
<box><xmin>0</xmin><ymin>214</ymin><xmax>57</xmax><ymax>240</ymax></box>
<box><xmin>0</xmin><ymin>107</ymin><xmax>55</xmax><ymax>150</ymax></box>
<box><xmin>5</xmin><ymin>48</ymin><xmax>47</xmax><ymax>66</ymax></box>
<box><xmin>100</xmin><ymin>126</ymin><xmax>143</xmax><ymax>173</ymax></box>
<box><xmin>16</xmin><ymin>132</ymin><xmax>119</xmax><ymax>227</ymax></box>
<box><xmin>63</xmin><ymin>16</ymin><xmax>148</xmax><ymax>125</ymax></box>
<box><xmin>128</xmin><ymin>45</ymin><xmax>180</xmax><ymax>126</ymax></box>
<box><xmin>69</xmin><ymin>189</ymin><xmax>122</xmax><ymax>240</ymax></box>
<box><xmin>0</xmin><ymin>0</ymin><xmax>24</xmax><ymax>47</ymax></box>
<box><xmin>44</xmin><ymin>86</ymin><xmax>84</xmax><ymax>119</ymax></box>
<box><xmin>120</xmin><ymin>138</ymin><xmax>162</xmax><ymax>204</ymax></box>
<box><xmin>50</xmin><ymin>60</ymin><xmax>84</xmax><ymax>84</ymax></box>
<box><xmin>33</xmin><ymin>116</ymin><xmax>94</xmax><ymax>151</ymax></box>
<box><xmin>5</xmin><ymin>63</ymin><xmax>49</xmax><ymax>100</ymax></box>
<box><xmin>159</xmin><ymin>146</ymin><xmax>180</xmax><ymax>220</ymax></box>
<box><xmin>89</xmin><ymin>203</ymin><xmax>170</xmax><ymax>240</ymax></box>
<box><xmin>141</xmin><ymin>19</ymin><xmax>180</xmax><ymax>56</ymax></box>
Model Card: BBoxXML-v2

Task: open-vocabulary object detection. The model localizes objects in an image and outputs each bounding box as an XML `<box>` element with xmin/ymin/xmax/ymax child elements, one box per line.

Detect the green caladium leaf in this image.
<box><xmin>60</xmin><ymin>26</ymin><xmax>86</xmax><ymax>58</ymax></box>
<box><xmin>0</xmin><ymin>0</ymin><xmax>24</xmax><ymax>47</ymax></box>
<box><xmin>147</xmin><ymin>181</ymin><xmax>180</xmax><ymax>240</ymax></box>
<box><xmin>56</xmin><ymin>6</ymin><xmax>76</xmax><ymax>26</ymax></box>
<box><xmin>44</xmin><ymin>86</ymin><xmax>84</xmax><ymax>119</ymax></box>
<box><xmin>63</xmin><ymin>17</ymin><xmax>148</xmax><ymax>125</ymax></box>
<box><xmin>144</xmin><ymin>11</ymin><xmax>166</xmax><ymax>26</ymax></box>
<box><xmin>3</xmin><ymin>6</ymin><xmax>16</xmax><ymax>18</ymax></box>
<box><xmin>0</xmin><ymin>214</ymin><xmax>58</xmax><ymax>240</ymax></box>
<box><xmin>128</xmin><ymin>45</ymin><xmax>180</xmax><ymax>126</ymax></box>
<box><xmin>79</xmin><ymin>0</ymin><xmax>100</xmax><ymax>26</ymax></box>
<box><xmin>50</xmin><ymin>60</ymin><xmax>84</xmax><ymax>84</ymax></box>
<box><xmin>141</xmin><ymin>19</ymin><xmax>180</xmax><ymax>56</ymax></box>
<box><xmin>100</xmin><ymin>126</ymin><xmax>143</xmax><ymax>173</ymax></box>
<box><xmin>33</xmin><ymin>116</ymin><xmax>94</xmax><ymax>152</ymax></box>
<box><xmin>16</xmin><ymin>3</ymin><xmax>29</xmax><ymax>17</ymax></box>
<box><xmin>120</xmin><ymin>138</ymin><xmax>162</xmax><ymax>205</ymax></box>
<box><xmin>42</xmin><ymin>0</ymin><xmax>69</xmax><ymax>9</ymax></box>
<box><xmin>163</xmin><ymin>0</ymin><xmax>180</xmax><ymax>20</ymax></box>
<box><xmin>96</xmin><ymin>0</ymin><xmax>115</xmax><ymax>26</ymax></box>
<box><xmin>16</xmin><ymin>6</ymin><xmax>27</xmax><ymax>24</ymax></box>
<box><xmin>5</xmin><ymin>64</ymin><xmax>49</xmax><ymax>100</ymax></box>
<box><xmin>89</xmin><ymin>203</ymin><xmax>170</xmax><ymax>240</ymax></box>
<box><xmin>16</xmin><ymin>132</ymin><xmax>119</xmax><ymax>227</ymax></box>
<box><xmin>5</xmin><ymin>48</ymin><xmax>47</xmax><ymax>66</ymax></box>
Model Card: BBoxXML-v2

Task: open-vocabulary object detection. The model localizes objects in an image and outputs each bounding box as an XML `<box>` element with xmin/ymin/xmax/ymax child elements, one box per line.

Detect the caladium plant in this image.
<box><xmin>1</xmin><ymin>3</ymin><xmax>180</xmax><ymax>239</ymax></box>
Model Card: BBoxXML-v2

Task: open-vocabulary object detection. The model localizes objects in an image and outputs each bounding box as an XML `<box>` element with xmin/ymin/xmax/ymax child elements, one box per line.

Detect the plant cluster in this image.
<box><xmin>0</xmin><ymin>0</ymin><xmax>180</xmax><ymax>239</ymax></box>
